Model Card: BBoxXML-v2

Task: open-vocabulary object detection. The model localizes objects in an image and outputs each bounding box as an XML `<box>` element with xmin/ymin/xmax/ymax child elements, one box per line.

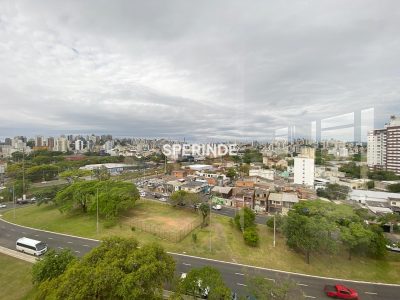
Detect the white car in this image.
<box><xmin>212</xmin><ymin>204</ymin><xmax>222</xmax><ymax>210</ymax></box>
<box><xmin>140</xmin><ymin>192</ymin><xmax>146</xmax><ymax>197</ymax></box>
<box><xmin>160</xmin><ymin>197</ymin><xmax>167</xmax><ymax>202</ymax></box>
<box><xmin>0</xmin><ymin>204</ymin><xmax>7</xmax><ymax>208</ymax></box>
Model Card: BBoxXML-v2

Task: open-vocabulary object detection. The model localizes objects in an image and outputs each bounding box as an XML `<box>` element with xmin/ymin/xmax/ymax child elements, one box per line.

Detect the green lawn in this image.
<box><xmin>3</xmin><ymin>202</ymin><xmax>400</xmax><ymax>283</ymax></box>
<box><xmin>0</xmin><ymin>254</ymin><xmax>35</xmax><ymax>300</ymax></box>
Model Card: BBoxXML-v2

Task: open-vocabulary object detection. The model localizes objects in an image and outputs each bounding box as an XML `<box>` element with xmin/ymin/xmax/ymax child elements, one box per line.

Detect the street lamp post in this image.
<box><xmin>13</xmin><ymin>184</ymin><xmax>15</xmax><ymax>219</ymax></box>
<box><xmin>273</xmin><ymin>214</ymin><xmax>276</xmax><ymax>248</ymax></box>
<box><xmin>96</xmin><ymin>188</ymin><xmax>99</xmax><ymax>235</ymax></box>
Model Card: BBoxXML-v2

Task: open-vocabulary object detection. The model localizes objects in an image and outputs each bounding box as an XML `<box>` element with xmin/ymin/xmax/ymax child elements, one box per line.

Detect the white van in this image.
<box><xmin>16</xmin><ymin>237</ymin><xmax>48</xmax><ymax>256</ymax></box>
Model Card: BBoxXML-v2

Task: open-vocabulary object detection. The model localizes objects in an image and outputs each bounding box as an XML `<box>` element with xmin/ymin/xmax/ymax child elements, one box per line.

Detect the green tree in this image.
<box><xmin>93</xmin><ymin>166</ymin><xmax>110</xmax><ymax>181</ymax></box>
<box><xmin>243</xmin><ymin>227</ymin><xmax>259</xmax><ymax>247</ymax></box>
<box><xmin>367</xmin><ymin>225</ymin><xmax>387</xmax><ymax>259</ymax></box>
<box><xmin>266</xmin><ymin>214</ymin><xmax>285</xmax><ymax>233</ymax></box>
<box><xmin>340</xmin><ymin>223</ymin><xmax>372</xmax><ymax>260</ymax></box>
<box><xmin>55</xmin><ymin>180</ymin><xmax>139</xmax><ymax>218</ymax></box>
<box><xmin>316</xmin><ymin>184</ymin><xmax>350</xmax><ymax>200</ymax></box>
<box><xmin>36</xmin><ymin>237</ymin><xmax>175</xmax><ymax>300</ymax></box>
<box><xmin>234</xmin><ymin>207</ymin><xmax>256</xmax><ymax>231</ymax></box>
<box><xmin>177</xmin><ymin>266</ymin><xmax>231</xmax><ymax>300</ymax></box>
<box><xmin>368</xmin><ymin>170</ymin><xmax>400</xmax><ymax>181</ymax></box>
<box><xmin>366</xmin><ymin>180</ymin><xmax>375</xmax><ymax>190</ymax></box>
<box><xmin>26</xmin><ymin>164</ymin><xmax>59</xmax><ymax>182</ymax></box>
<box><xmin>284</xmin><ymin>212</ymin><xmax>335</xmax><ymax>264</ymax></box>
<box><xmin>32</xmin><ymin>249</ymin><xmax>76</xmax><ymax>284</ymax></box>
<box><xmin>199</xmin><ymin>203</ymin><xmax>210</xmax><ymax>227</ymax></box>
<box><xmin>245</xmin><ymin>275</ymin><xmax>305</xmax><ymax>300</ymax></box>
<box><xmin>170</xmin><ymin>190</ymin><xmax>189</xmax><ymax>207</ymax></box>
<box><xmin>388</xmin><ymin>183</ymin><xmax>400</xmax><ymax>193</ymax></box>
<box><xmin>226</xmin><ymin>168</ymin><xmax>237</xmax><ymax>180</ymax></box>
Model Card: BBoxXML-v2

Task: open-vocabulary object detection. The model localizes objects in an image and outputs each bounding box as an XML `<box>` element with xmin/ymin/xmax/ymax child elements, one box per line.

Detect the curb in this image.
<box><xmin>1</xmin><ymin>218</ymin><xmax>400</xmax><ymax>287</ymax></box>
<box><xmin>0</xmin><ymin>245</ymin><xmax>36</xmax><ymax>263</ymax></box>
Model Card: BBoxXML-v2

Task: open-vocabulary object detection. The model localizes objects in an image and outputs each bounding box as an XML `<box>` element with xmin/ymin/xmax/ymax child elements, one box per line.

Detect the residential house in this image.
<box><xmin>254</xmin><ymin>188</ymin><xmax>269</xmax><ymax>212</ymax></box>
<box><xmin>181</xmin><ymin>181</ymin><xmax>208</xmax><ymax>193</ymax></box>
<box><xmin>172</xmin><ymin>170</ymin><xmax>188</xmax><ymax>179</ymax></box>
<box><xmin>267</xmin><ymin>193</ymin><xmax>299</xmax><ymax>214</ymax></box>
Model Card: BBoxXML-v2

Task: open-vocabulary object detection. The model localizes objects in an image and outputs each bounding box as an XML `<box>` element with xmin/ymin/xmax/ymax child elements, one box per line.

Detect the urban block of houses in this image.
<box><xmin>79</xmin><ymin>163</ymin><xmax>135</xmax><ymax>175</ymax></box>
<box><xmin>267</xmin><ymin>192</ymin><xmax>299</xmax><ymax>215</ymax></box>
<box><xmin>349</xmin><ymin>189</ymin><xmax>400</xmax><ymax>215</ymax></box>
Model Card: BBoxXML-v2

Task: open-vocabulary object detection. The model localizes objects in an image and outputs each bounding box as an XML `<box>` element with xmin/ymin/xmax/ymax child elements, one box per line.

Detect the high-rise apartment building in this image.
<box><xmin>367</xmin><ymin>115</ymin><xmax>400</xmax><ymax>175</ymax></box>
<box><xmin>386</xmin><ymin>116</ymin><xmax>400</xmax><ymax>175</ymax></box>
<box><xmin>367</xmin><ymin>129</ymin><xmax>386</xmax><ymax>169</ymax></box>
<box><xmin>294</xmin><ymin>156</ymin><xmax>315</xmax><ymax>187</ymax></box>
<box><xmin>35</xmin><ymin>136</ymin><xmax>43</xmax><ymax>147</ymax></box>
<box><xmin>75</xmin><ymin>140</ymin><xmax>84</xmax><ymax>152</ymax></box>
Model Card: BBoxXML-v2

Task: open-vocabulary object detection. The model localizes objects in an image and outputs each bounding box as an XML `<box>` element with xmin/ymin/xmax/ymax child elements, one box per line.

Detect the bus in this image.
<box><xmin>16</xmin><ymin>237</ymin><xmax>48</xmax><ymax>256</ymax></box>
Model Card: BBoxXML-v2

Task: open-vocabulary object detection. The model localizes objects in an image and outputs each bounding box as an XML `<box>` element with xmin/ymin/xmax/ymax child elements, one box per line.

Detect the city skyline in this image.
<box><xmin>1</xmin><ymin>1</ymin><xmax>400</xmax><ymax>140</ymax></box>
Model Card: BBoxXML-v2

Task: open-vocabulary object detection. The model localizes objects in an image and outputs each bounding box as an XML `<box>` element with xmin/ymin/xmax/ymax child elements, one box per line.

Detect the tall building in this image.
<box><xmin>294</xmin><ymin>156</ymin><xmax>315</xmax><ymax>187</ymax></box>
<box><xmin>35</xmin><ymin>136</ymin><xmax>43</xmax><ymax>147</ymax></box>
<box><xmin>55</xmin><ymin>137</ymin><xmax>69</xmax><ymax>152</ymax></box>
<box><xmin>47</xmin><ymin>137</ymin><xmax>55</xmax><ymax>151</ymax></box>
<box><xmin>367</xmin><ymin>115</ymin><xmax>400</xmax><ymax>175</ymax></box>
<box><xmin>75</xmin><ymin>140</ymin><xmax>84</xmax><ymax>152</ymax></box>
<box><xmin>367</xmin><ymin>129</ymin><xmax>386</xmax><ymax>169</ymax></box>
<box><xmin>386</xmin><ymin>116</ymin><xmax>400</xmax><ymax>175</ymax></box>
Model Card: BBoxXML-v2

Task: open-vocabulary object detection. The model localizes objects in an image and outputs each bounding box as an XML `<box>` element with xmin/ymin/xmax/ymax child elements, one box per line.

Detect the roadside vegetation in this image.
<box><xmin>3</xmin><ymin>201</ymin><xmax>400</xmax><ymax>283</ymax></box>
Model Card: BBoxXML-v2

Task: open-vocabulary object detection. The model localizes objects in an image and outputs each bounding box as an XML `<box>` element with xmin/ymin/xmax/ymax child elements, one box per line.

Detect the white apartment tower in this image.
<box><xmin>367</xmin><ymin>115</ymin><xmax>400</xmax><ymax>175</ymax></box>
<box><xmin>75</xmin><ymin>140</ymin><xmax>84</xmax><ymax>152</ymax></box>
<box><xmin>367</xmin><ymin>129</ymin><xmax>386</xmax><ymax>169</ymax></box>
<box><xmin>294</xmin><ymin>149</ymin><xmax>315</xmax><ymax>187</ymax></box>
<box><xmin>54</xmin><ymin>137</ymin><xmax>69</xmax><ymax>152</ymax></box>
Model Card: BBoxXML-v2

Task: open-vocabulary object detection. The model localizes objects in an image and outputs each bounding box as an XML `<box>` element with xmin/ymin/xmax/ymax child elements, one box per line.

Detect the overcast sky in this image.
<box><xmin>1</xmin><ymin>0</ymin><xmax>399</xmax><ymax>142</ymax></box>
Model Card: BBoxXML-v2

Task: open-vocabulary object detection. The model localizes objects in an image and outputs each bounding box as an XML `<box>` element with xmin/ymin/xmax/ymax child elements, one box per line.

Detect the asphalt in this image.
<box><xmin>1</xmin><ymin>216</ymin><xmax>399</xmax><ymax>299</ymax></box>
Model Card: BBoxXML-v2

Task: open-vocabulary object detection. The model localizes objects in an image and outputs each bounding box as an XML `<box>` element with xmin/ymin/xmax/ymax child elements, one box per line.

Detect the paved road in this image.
<box><xmin>0</xmin><ymin>218</ymin><xmax>399</xmax><ymax>299</ymax></box>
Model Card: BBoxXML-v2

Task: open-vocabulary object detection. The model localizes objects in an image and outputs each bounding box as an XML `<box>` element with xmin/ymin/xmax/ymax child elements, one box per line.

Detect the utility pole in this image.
<box><xmin>209</xmin><ymin>199</ymin><xmax>212</xmax><ymax>253</ymax></box>
<box><xmin>22</xmin><ymin>149</ymin><xmax>25</xmax><ymax>198</ymax></box>
<box><xmin>273</xmin><ymin>214</ymin><xmax>276</xmax><ymax>248</ymax></box>
<box><xmin>96</xmin><ymin>188</ymin><xmax>99</xmax><ymax>235</ymax></box>
<box><xmin>13</xmin><ymin>184</ymin><xmax>15</xmax><ymax>219</ymax></box>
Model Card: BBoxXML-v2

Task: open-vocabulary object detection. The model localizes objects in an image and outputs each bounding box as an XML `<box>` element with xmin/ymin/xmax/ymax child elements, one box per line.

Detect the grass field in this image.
<box><xmin>3</xmin><ymin>202</ymin><xmax>400</xmax><ymax>283</ymax></box>
<box><xmin>0</xmin><ymin>254</ymin><xmax>35</xmax><ymax>300</ymax></box>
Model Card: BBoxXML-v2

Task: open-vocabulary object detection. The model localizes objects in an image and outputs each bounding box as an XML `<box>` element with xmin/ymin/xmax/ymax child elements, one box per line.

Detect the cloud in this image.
<box><xmin>0</xmin><ymin>0</ymin><xmax>399</xmax><ymax>141</ymax></box>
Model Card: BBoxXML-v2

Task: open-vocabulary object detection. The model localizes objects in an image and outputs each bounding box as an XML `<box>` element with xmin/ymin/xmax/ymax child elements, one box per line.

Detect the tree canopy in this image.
<box><xmin>55</xmin><ymin>180</ymin><xmax>139</xmax><ymax>219</ymax></box>
<box><xmin>35</xmin><ymin>237</ymin><xmax>175</xmax><ymax>300</ymax></box>
<box><xmin>177</xmin><ymin>266</ymin><xmax>231</xmax><ymax>300</ymax></box>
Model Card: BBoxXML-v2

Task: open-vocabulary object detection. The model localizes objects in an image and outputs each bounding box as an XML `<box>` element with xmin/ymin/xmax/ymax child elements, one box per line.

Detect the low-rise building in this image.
<box><xmin>267</xmin><ymin>193</ymin><xmax>299</xmax><ymax>214</ymax></box>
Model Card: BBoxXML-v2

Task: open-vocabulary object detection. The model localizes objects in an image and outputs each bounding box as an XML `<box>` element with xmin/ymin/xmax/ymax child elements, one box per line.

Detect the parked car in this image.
<box><xmin>140</xmin><ymin>192</ymin><xmax>146</xmax><ymax>197</ymax></box>
<box><xmin>324</xmin><ymin>284</ymin><xmax>358</xmax><ymax>299</ymax></box>
<box><xmin>212</xmin><ymin>204</ymin><xmax>222</xmax><ymax>210</ymax></box>
<box><xmin>0</xmin><ymin>204</ymin><xmax>6</xmax><ymax>208</ymax></box>
<box><xmin>159</xmin><ymin>197</ymin><xmax>167</xmax><ymax>202</ymax></box>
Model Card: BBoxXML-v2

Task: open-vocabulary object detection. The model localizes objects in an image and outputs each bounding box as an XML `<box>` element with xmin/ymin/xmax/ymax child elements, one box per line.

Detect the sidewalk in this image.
<box><xmin>0</xmin><ymin>245</ymin><xmax>37</xmax><ymax>263</ymax></box>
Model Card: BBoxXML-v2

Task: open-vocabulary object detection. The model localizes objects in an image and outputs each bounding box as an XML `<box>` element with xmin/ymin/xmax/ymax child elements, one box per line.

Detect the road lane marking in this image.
<box><xmin>67</xmin><ymin>241</ymin><xmax>73</xmax><ymax>244</ymax></box>
<box><xmin>237</xmin><ymin>283</ymin><xmax>247</xmax><ymax>286</ymax></box>
<box><xmin>365</xmin><ymin>292</ymin><xmax>378</xmax><ymax>295</ymax></box>
<box><xmin>235</xmin><ymin>272</ymin><xmax>245</xmax><ymax>276</ymax></box>
<box><xmin>58</xmin><ymin>247</ymin><xmax>63</xmax><ymax>249</ymax></box>
<box><xmin>83</xmin><ymin>244</ymin><xmax>90</xmax><ymax>247</ymax></box>
<box><xmin>304</xmin><ymin>296</ymin><xmax>316</xmax><ymax>299</ymax></box>
<box><xmin>297</xmin><ymin>283</ymin><xmax>308</xmax><ymax>286</ymax></box>
<box><xmin>264</xmin><ymin>277</ymin><xmax>275</xmax><ymax>282</ymax></box>
<box><xmin>182</xmin><ymin>263</ymin><xmax>191</xmax><ymax>266</ymax></box>
<box><xmin>48</xmin><ymin>237</ymin><xmax>53</xmax><ymax>240</ymax></box>
<box><xmin>74</xmin><ymin>250</ymin><xmax>80</xmax><ymax>254</ymax></box>
<box><xmin>34</xmin><ymin>234</ymin><xmax>39</xmax><ymax>237</ymax></box>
